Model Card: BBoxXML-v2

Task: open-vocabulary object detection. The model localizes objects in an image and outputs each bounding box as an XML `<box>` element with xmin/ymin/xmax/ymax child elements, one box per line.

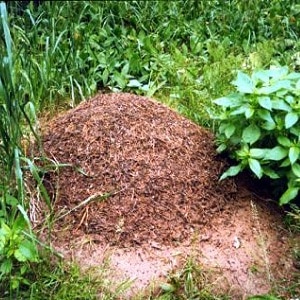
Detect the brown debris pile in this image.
<box><xmin>41</xmin><ymin>93</ymin><xmax>236</xmax><ymax>247</ymax></box>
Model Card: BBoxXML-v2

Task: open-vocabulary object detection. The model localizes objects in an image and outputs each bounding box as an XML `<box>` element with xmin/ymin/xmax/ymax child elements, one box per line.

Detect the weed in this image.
<box><xmin>212</xmin><ymin>67</ymin><xmax>300</xmax><ymax>204</ymax></box>
<box><xmin>151</xmin><ymin>257</ymin><xmax>229</xmax><ymax>300</ymax></box>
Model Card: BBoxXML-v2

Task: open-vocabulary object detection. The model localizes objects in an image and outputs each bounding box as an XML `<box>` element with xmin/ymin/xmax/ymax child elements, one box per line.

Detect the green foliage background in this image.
<box><xmin>5</xmin><ymin>1</ymin><xmax>300</xmax><ymax>122</ymax></box>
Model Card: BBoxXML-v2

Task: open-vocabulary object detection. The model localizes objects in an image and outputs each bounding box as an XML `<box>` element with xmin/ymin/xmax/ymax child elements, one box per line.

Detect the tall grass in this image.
<box><xmin>0</xmin><ymin>2</ymin><xmax>41</xmax><ymax>297</ymax></box>
<box><xmin>6</xmin><ymin>1</ymin><xmax>299</xmax><ymax>124</ymax></box>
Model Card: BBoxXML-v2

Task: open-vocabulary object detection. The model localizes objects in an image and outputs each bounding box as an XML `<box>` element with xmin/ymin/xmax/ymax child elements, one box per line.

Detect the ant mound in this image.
<box><xmin>41</xmin><ymin>93</ymin><xmax>236</xmax><ymax>247</ymax></box>
<box><xmin>39</xmin><ymin>93</ymin><xmax>297</xmax><ymax>297</ymax></box>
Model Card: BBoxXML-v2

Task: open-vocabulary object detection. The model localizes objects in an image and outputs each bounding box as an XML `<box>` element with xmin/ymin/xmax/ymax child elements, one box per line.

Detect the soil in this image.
<box><xmin>36</xmin><ymin>93</ymin><xmax>299</xmax><ymax>298</ymax></box>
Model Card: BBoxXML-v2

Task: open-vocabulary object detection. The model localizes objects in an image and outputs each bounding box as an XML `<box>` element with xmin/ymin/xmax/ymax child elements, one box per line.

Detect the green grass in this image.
<box><xmin>5</xmin><ymin>1</ymin><xmax>300</xmax><ymax>124</ymax></box>
<box><xmin>1</xmin><ymin>0</ymin><xmax>300</xmax><ymax>299</ymax></box>
<box><xmin>1</xmin><ymin>253</ymin><xmax>126</xmax><ymax>300</ymax></box>
<box><xmin>148</xmin><ymin>257</ymin><xmax>230</xmax><ymax>300</ymax></box>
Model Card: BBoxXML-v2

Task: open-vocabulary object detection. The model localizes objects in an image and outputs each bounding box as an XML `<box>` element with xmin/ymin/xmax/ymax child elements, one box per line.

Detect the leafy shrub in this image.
<box><xmin>212</xmin><ymin>66</ymin><xmax>300</xmax><ymax>205</ymax></box>
<box><xmin>0</xmin><ymin>212</ymin><xmax>39</xmax><ymax>293</ymax></box>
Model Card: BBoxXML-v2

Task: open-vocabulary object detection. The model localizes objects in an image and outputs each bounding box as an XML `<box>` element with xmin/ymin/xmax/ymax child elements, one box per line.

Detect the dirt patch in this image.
<box><xmin>36</xmin><ymin>93</ymin><xmax>298</xmax><ymax>297</ymax></box>
<box><xmin>52</xmin><ymin>186</ymin><xmax>294</xmax><ymax>298</ymax></box>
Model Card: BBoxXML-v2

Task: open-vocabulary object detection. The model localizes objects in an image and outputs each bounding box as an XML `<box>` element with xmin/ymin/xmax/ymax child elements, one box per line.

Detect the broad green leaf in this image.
<box><xmin>219</xmin><ymin>123</ymin><xmax>228</xmax><ymax>134</ymax></box>
<box><xmin>12</xmin><ymin>215</ymin><xmax>27</xmax><ymax>233</ymax></box>
<box><xmin>258</xmin><ymin>109</ymin><xmax>276</xmax><ymax>130</ymax></box>
<box><xmin>286</xmin><ymin>72</ymin><xmax>300</xmax><ymax>80</ymax></box>
<box><xmin>271</xmin><ymin>99</ymin><xmax>291</xmax><ymax>112</ymax></box>
<box><xmin>277</xmin><ymin>136</ymin><xmax>291</xmax><ymax>147</ymax></box>
<box><xmin>292</xmin><ymin>163</ymin><xmax>300</xmax><ymax>177</ymax></box>
<box><xmin>268</xmin><ymin>66</ymin><xmax>289</xmax><ymax>80</ymax></box>
<box><xmin>242</xmin><ymin>124</ymin><xmax>261</xmax><ymax>145</ymax></box>
<box><xmin>275</xmin><ymin>79</ymin><xmax>292</xmax><ymax>89</ymax></box>
<box><xmin>290</xmin><ymin>126</ymin><xmax>300</xmax><ymax>137</ymax></box>
<box><xmin>216</xmin><ymin>143</ymin><xmax>227</xmax><ymax>153</ymax></box>
<box><xmin>264</xmin><ymin>146</ymin><xmax>288</xmax><ymax>161</ymax></box>
<box><xmin>257</xmin><ymin>109</ymin><xmax>274</xmax><ymax>122</ymax></box>
<box><xmin>280</xmin><ymin>187</ymin><xmax>299</xmax><ymax>205</ymax></box>
<box><xmin>257</xmin><ymin>80</ymin><xmax>291</xmax><ymax>94</ymax></box>
<box><xmin>261</xmin><ymin>121</ymin><xmax>276</xmax><ymax>131</ymax></box>
<box><xmin>0</xmin><ymin>259</ymin><xmax>12</xmax><ymax>275</ymax></box>
<box><xmin>248</xmin><ymin>158</ymin><xmax>263</xmax><ymax>178</ymax></box>
<box><xmin>224</xmin><ymin>124</ymin><xmax>236</xmax><ymax>138</ymax></box>
<box><xmin>230</xmin><ymin>135</ymin><xmax>242</xmax><ymax>146</ymax></box>
<box><xmin>213</xmin><ymin>95</ymin><xmax>242</xmax><ymax>107</ymax></box>
<box><xmin>258</xmin><ymin>96</ymin><xmax>272</xmax><ymax>110</ymax></box>
<box><xmin>4</xmin><ymin>194</ymin><xmax>18</xmax><ymax>207</ymax></box>
<box><xmin>112</xmin><ymin>72</ymin><xmax>126</xmax><ymax>88</ymax></box>
<box><xmin>280</xmin><ymin>158</ymin><xmax>290</xmax><ymax>167</ymax></box>
<box><xmin>252</xmin><ymin>70</ymin><xmax>270</xmax><ymax>84</ymax></box>
<box><xmin>230</xmin><ymin>105</ymin><xmax>247</xmax><ymax>116</ymax></box>
<box><xmin>285</xmin><ymin>111</ymin><xmax>299</xmax><ymax>129</ymax></box>
<box><xmin>249</xmin><ymin>148</ymin><xmax>267</xmax><ymax>159</ymax></box>
<box><xmin>232</xmin><ymin>71</ymin><xmax>254</xmax><ymax>93</ymax></box>
<box><xmin>285</xmin><ymin>95</ymin><xmax>294</xmax><ymax>105</ymax></box>
<box><xmin>0</xmin><ymin>223</ymin><xmax>11</xmax><ymax>237</ymax></box>
<box><xmin>289</xmin><ymin>147</ymin><xmax>300</xmax><ymax>164</ymax></box>
<box><xmin>14</xmin><ymin>240</ymin><xmax>38</xmax><ymax>262</ymax></box>
<box><xmin>257</xmin><ymin>85</ymin><xmax>277</xmax><ymax>94</ymax></box>
<box><xmin>14</xmin><ymin>249</ymin><xmax>27</xmax><ymax>262</ymax></box>
<box><xmin>276</xmin><ymin>89</ymin><xmax>288</xmax><ymax>97</ymax></box>
<box><xmin>127</xmin><ymin>79</ymin><xmax>142</xmax><ymax>87</ymax></box>
<box><xmin>245</xmin><ymin>107</ymin><xmax>255</xmax><ymax>119</ymax></box>
<box><xmin>220</xmin><ymin>164</ymin><xmax>243</xmax><ymax>180</ymax></box>
<box><xmin>263</xmin><ymin>168</ymin><xmax>280</xmax><ymax>179</ymax></box>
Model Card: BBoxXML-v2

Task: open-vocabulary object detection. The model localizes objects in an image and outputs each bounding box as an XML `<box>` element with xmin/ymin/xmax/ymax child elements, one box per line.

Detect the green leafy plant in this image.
<box><xmin>213</xmin><ymin>66</ymin><xmax>300</xmax><ymax>204</ymax></box>
<box><xmin>0</xmin><ymin>214</ymin><xmax>39</xmax><ymax>292</ymax></box>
